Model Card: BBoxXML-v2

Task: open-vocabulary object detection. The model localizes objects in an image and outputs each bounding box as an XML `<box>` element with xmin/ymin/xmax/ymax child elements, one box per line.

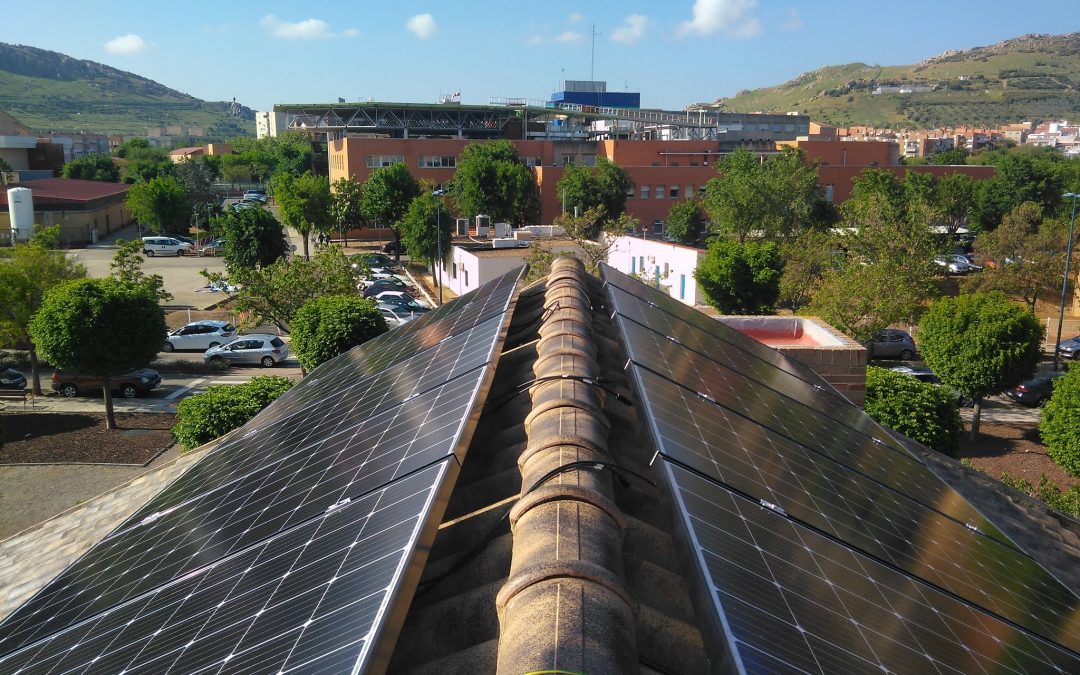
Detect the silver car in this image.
<box><xmin>204</xmin><ymin>334</ymin><xmax>289</xmax><ymax>368</ymax></box>
<box><xmin>164</xmin><ymin>320</ymin><xmax>237</xmax><ymax>352</ymax></box>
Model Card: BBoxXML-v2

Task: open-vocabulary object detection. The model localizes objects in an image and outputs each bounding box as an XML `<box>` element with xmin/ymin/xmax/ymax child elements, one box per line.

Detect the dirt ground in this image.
<box><xmin>1</xmin><ymin>413</ymin><xmax>175</xmax><ymax>465</ymax></box>
<box><xmin>958</xmin><ymin>423</ymin><xmax>1077</xmax><ymax>490</ymax></box>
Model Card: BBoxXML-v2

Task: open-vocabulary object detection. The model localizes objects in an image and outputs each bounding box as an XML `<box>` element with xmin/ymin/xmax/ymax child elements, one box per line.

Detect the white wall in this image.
<box><xmin>606</xmin><ymin>235</ymin><xmax>706</xmax><ymax>306</ymax></box>
<box><xmin>439</xmin><ymin>247</ymin><xmax>528</xmax><ymax>297</ymax></box>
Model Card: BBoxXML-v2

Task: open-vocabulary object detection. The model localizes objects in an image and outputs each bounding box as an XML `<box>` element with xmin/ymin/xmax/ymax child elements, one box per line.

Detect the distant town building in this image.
<box><xmin>256</xmin><ymin>111</ymin><xmax>289</xmax><ymax>139</ymax></box>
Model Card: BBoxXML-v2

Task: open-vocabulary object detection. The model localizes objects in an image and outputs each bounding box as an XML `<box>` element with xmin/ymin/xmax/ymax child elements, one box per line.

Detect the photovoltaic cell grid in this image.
<box><xmin>599</xmin><ymin>264</ymin><xmax>1080</xmax><ymax>669</ymax></box>
<box><xmin>0</xmin><ymin>463</ymin><xmax>449</xmax><ymax>675</ymax></box>
<box><xmin>0</xmin><ymin>266</ymin><xmax>526</xmax><ymax>673</ymax></box>
<box><xmin>665</xmin><ymin>464</ymin><xmax>1080</xmax><ymax>674</ymax></box>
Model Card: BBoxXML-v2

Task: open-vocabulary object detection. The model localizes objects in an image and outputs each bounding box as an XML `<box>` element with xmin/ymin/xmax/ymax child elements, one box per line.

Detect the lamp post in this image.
<box><xmin>432</xmin><ymin>188</ymin><xmax>445</xmax><ymax>305</ymax></box>
<box><xmin>1053</xmin><ymin>192</ymin><xmax>1079</xmax><ymax>371</ymax></box>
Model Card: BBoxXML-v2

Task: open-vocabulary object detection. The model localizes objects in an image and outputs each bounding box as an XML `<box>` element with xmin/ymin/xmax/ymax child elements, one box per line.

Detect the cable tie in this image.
<box><xmin>760</xmin><ymin>500</ymin><xmax>787</xmax><ymax>517</ymax></box>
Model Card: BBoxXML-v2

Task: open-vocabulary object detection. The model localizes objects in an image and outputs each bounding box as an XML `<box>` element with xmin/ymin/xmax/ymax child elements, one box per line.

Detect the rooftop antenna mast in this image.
<box><xmin>590</xmin><ymin>23</ymin><xmax>600</xmax><ymax>83</ymax></box>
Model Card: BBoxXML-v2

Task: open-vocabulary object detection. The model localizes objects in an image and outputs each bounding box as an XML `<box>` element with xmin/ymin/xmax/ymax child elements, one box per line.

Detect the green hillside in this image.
<box><xmin>716</xmin><ymin>33</ymin><xmax>1080</xmax><ymax>128</ymax></box>
<box><xmin>0</xmin><ymin>43</ymin><xmax>254</xmax><ymax>137</ymax></box>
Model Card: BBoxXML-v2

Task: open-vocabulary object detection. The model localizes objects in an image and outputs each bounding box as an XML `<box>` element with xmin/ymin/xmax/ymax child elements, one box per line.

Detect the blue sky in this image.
<box><xmin>5</xmin><ymin>1</ymin><xmax>1080</xmax><ymax>113</ymax></box>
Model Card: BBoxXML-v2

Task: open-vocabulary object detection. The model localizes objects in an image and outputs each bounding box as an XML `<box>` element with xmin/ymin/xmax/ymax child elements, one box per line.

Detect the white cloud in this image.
<box><xmin>555</xmin><ymin>30</ymin><xmax>583</xmax><ymax>44</ymax></box>
<box><xmin>611</xmin><ymin>15</ymin><xmax>649</xmax><ymax>45</ymax></box>
<box><xmin>261</xmin><ymin>15</ymin><xmax>333</xmax><ymax>40</ymax></box>
<box><xmin>104</xmin><ymin>34</ymin><xmax>148</xmax><ymax>55</ymax></box>
<box><xmin>567</xmin><ymin>13</ymin><xmax>584</xmax><ymax>24</ymax></box>
<box><xmin>781</xmin><ymin>8</ymin><xmax>803</xmax><ymax>31</ymax></box>
<box><xmin>406</xmin><ymin>14</ymin><xmax>437</xmax><ymax>39</ymax></box>
<box><xmin>677</xmin><ymin>0</ymin><xmax>762</xmax><ymax>39</ymax></box>
<box><xmin>341</xmin><ymin>28</ymin><xmax>359</xmax><ymax>38</ymax></box>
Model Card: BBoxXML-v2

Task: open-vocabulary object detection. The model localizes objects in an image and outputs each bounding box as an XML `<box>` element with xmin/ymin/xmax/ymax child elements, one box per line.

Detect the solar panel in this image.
<box><xmin>0</xmin><ymin>462</ymin><xmax>453</xmax><ymax>675</ymax></box>
<box><xmin>600</xmin><ymin>263</ymin><xmax>1080</xmax><ymax>668</ymax></box>
<box><xmin>0</xmin><ymin>265</ymin><xmax>526</xmax><ymax>671</ymax></box>
<box><xmin>663</xmin><ymin>463</ymin><xmax>1080</xmax><ymax>673</ymax></box>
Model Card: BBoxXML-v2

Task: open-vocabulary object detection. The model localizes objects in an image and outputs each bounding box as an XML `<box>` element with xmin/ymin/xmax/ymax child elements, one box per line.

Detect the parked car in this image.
<box><xmin>378</xmin><ymin>305</ymin><xmax>422</xmax><ymax>328</ymax></box>
<box><xmin>868</xmin><ymin>329</ymin><xmax>916</xmax><ymax>360</ymax></box>
<box><xmin>142</xmin><ymin>236</ymin><xmax>192</xmax><ymax>257</ymax></box>
<box><xmin>933</xmin><ymin>254</ymin><xmax>977</xmax><ymax>275</ymax></box>
<box><xmin>0</xmin><ymin>368</ymin><xmax>27</xmax><ymax>390</ymax></box>
<box><xmin>231</xmin><ymin>201</ymin><xmax>257</xmax><ymax>213</ymax></box>
<box><xmin>242</xmin><ymin>190</ymin><xmax>268</xmax><ymax>204</ymax></box>
<box><xmin>352</xmin><ymin>253</ymin><xmax>397</xmax><ymax>270</ymax></box>
<box><xmin>51</xmin><ymin>368</ymin><xmax>161</xmax><ymax>398</ymax></box>
<box><xmin>199</xmin><ymin>238</ymin><xmax>225</xmax><ymax>257</ymax></box>
<box><xmin>204</xmin><ymin>335</ymin><xmax>289</xmax><ymax>368</ymax></box>
<box><xmin>1005</xmin><ymin>373</ymin><xmax>1063</xmax><ymax>407</ymax></box>
<box><xmin>1058</xmin><ymin>335</ymin><xmax>1080</xmax><ymax>360</ymax></box>
<box><xmin>890</xmin><ymin>365</ymin><xmax>973</xmax><ymax>407</ymax></box>
<box><xmin>382</xmin><ymin>240</ymin><xmax>407</xmax><ymax>255</ymax></box>
<box><xmin>164</xmin><ymin>320</ymin><xmax>237</xmax><ymax>352</ymax></box>
<box><xmin>375</xmin><ymin>291</ymin><xmax>430</xmax><ymax>312</ymax></box>
<box><xmin>363</xmin><ymin>278</ymin><xmax>418</xmax><ymax>298</ymax></box>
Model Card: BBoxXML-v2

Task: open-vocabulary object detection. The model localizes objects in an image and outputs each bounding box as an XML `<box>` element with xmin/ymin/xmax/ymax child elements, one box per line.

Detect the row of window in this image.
<box><xmin>628</xmin><ymin>185</ymin><xmax>707</xmax><ymax>200</ymax></box>
<box><xmin>629</xmin><ymin>256</ymin><xmax>689</xmax><ymax>301</ymax></box>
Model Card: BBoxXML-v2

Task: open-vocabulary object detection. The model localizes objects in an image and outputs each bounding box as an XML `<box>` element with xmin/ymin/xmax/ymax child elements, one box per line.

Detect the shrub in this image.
<box><xmin>694</xmin><ymin>238</ymin><xmax>782</xmax><ymax>314</ymax></box>
<box><xmin>172</xmin><ymin>375</ymin><xmax>294</xmax><ymax>450</ymax></box>
<box><xmin>1041</xmin><ymin>365</ymin><xmax>1080</xmax><ymax>476</ymax></box>
<box><xmin>1000</xmin><ymin>472</ymin><xmax>1080</xmax><ymax>520</ymax></box>
<box><xmin>864</xmin><ymin>366</ymin><xmax>962</xmax><ymax>455</ymax></box>
<box><xmin>290</xmin><ymin>295</ymin><xmax>387</xmax><ymax>372</ymax></box>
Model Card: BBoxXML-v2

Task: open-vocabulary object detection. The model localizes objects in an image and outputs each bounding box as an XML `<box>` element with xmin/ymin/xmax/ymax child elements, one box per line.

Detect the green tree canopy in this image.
<box><xmin>330</xmin><ymin>176</ymin><xmax>364</xmax><ymax>242</ymax></box>
<box><xmin>290</xmin><ymin>295</ymin><xmax>387</xmax><ymax>372</ymax></box>
<box><xmin>115</xmin><ymin>141</ymin><xmax>174</xmax><ymax>184</ymax></box>
<box><xmin>934</xmin><ymin>172</ymin><xmax>976</xmax><ymax>235</ymax></box>
<box><xmin>450</xmin><ymin>140</ymin><xmax>538</xmax><ymax>225</ymax></box>
<box><xmin>203</xmin><ymin>245</ymin><xmax>361</xmax><ymax>333</ymax></box>
<box><xmin>61</xmin><ymin>154</ymin><xmax>119</xmax><ymax>182</ymax></box>
<box><xmin>228</xmin><ymin>131</ymin><xmax>313</xmax><ymax>181</ymax></box>
<box><xmin>664</xmin><ymin>199</ymin><xmax>706</xmax><ymax>246</ymax></box>
<box><xmin>525</xmin><ymin>207</ymin><xmax>636</xmax><ymax>281</ymax></box>
<box><xmin>125</xmin><ymin>176</ymin><xmax>190</xmax><ymax>235</ymax></box>
<box><xmin>216</xmin><ymin>207</ymin><xmax>288</xmax><ymax>269</ymax></box>
<box><xmin>918</xmin><ymin>292</ymin><xmax>1044</xmax><ymax>439</ymax></box>
<box><xmin>556</xmin><ymin>158</ymin><xmax>632</xmax><ymax>235</ymax></box>
<box><xmin>973</xmin><ymin>152</ymin><xmax>1063</xmax><ymax>231</ymax></box>
<box><xmin>172</xmin><ymin>376</ymin><xmax>294</xmax><ymax>450</ymax></box>
<box><xmin>29</xmin><ymin>278</ymin><xmax>166</xmax><ymax>428</ymax></box>
<box><xmin>272</xmin><ymin>171</ymin><xmax>331</xmax><ymax>260</ymax></box>
<box><xmin>694</xmin><ymin>238</ymin><xmax>782</xmax><ymax>314</ymax></box>
<box><xmin>0</xmin><ymin>226</ymin><xmax>86</xmax><ymax>394</ymax></box>
<box><xmin>864</xmin><ymin>365</ymin><xmax>963</xmax><ymax>456</ymax></box>
<box><xmin>173</xmin><ymin>158</ymin><xmax>217</xmax><ymax>209</ymax></box>
<box><xmin>927</xmin><ymin>147</ymin><xmax>969</xmax><ymax>166</ymax></box>
<box><xmin>399</xmin><ymin>191</ymin><xmax>450</xmax><ymax>271</ymax></box>
<box><xmin>778</xmin><ymin>228</ymin><xmax>833</xmax><ymax>311</ymax></box>
<box><xmin>111</xmin><ymin>239</ymin><xmax>171</xmax><ymax>303</ymax></box>
<box><xmin>359</xmin><ymin>163</ymin><xmax>421</xmax><ymax>258</ymax></box>
<box><xmin>1041</xmin><ymin>365</ymin><xmax>1080</xmax><ymax>477</ymax></box>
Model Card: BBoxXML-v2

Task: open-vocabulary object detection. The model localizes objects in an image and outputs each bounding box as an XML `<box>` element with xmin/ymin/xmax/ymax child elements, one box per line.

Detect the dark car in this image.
<box><xmin>51</xmin><ymin>368</ymin><xmax>162</xmax><ymax>398</ymax></box>
<box><xmin>0</xmin><ymin>368</ymin><xmax>27</xmax><ymax>390</ymax></box>
<box><xmin>1006</xmin><ymin>373</ymin><xmax>1063</xmax><ymax>407</ymax></box>
<box><xmin>377</xmin><ymin>294</ymin><xmax>430</xmax><ymax>313</ymax></box>
<box><xmin>890</xmin><ymin>366</ymin><xmax>973</xmax><ymax>407</ymax></box>
<box><xmin>868</xmin><ymin>329</ymin><xmax>916</xmax><ymax>360</ymax></box>
<box><xmin>363</xmin><ymin>278</ymin><xmax>417</xmax><ymax>298</ymax></box>
<box><xmin>382</xmin><ymin>240</ymin><xmax>407</xmax><ymax>255</ymax></box>
<box><xmin>1058</xmin><ymin>335</ymin><xmax>1080</xmax><ymax>360</ymax></box>
<box><xmin>353</xmin><ymin>252</ymin><xmax>397</xmax><ymax>270</ymax></box>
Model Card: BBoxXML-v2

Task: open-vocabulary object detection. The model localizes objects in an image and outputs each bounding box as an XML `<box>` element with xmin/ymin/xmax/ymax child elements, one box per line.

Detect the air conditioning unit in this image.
<box><xmin>455</xmin><ymin>218</ymin><xmax>469</xmax><ymax>236</ymax></box>
<box><xmin>475</xmin><ymin>214</ymin><xmax>491</xmax><ymax>237</ymax></box>
<box><xmin>493</xmin><ymin>222</ymin><xmax>511</xmax><ymax>238</ymax></box>
<box><xmin>493</xmin><ymin>238</ymin><xmax>523</xmax><ymax>249</ymax></box>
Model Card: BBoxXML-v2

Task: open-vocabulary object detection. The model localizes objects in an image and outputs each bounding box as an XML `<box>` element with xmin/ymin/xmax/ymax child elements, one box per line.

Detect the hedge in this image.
<box><xmin>1041</xmin><ymin>364</ymin><xmax>1080</xmax><ymax>476</ymax></box>
<box><xmin>864</xmin><ymin>365</ymin><xmax>963</xmax><ymax>455</ymax></box>
<box><xmin>172</xmin><ymin>375</ymin><xmax>294</xmax><ymax>450</ymax></box>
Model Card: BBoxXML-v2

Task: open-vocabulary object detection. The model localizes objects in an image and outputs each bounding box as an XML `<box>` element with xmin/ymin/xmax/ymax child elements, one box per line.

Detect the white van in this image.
<box><xmin>141</xmin><ymin>236</ymin><xmax>192</xmax><ymax>257</ymax></box>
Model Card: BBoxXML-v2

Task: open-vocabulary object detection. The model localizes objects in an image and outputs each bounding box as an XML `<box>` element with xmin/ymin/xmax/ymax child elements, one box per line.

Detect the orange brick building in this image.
<box><xmin>328</xmin><ymin>137</ymin><xmax>994</xmax><ymax>225</ymax></box>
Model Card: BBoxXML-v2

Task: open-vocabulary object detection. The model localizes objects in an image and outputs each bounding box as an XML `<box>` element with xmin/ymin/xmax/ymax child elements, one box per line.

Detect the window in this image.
<box><xmin>663</xmin><ymin>263</ymin><xmax>670</xmax><ymax>278</ymax></box>
<box><xmin>671</xmin><ymin>161</ymin><xmax>680</xmax><ymax>167</ymax></box>
<box><xmin>639</xmin><ymin>256</ymin><xmax>645</xmax><ymax>272</ymax></box>
<box><xmin>626</xmin><ymin>185</ymin><xmax>635</xmax><ymax>200</ymax></box>
<box><xmin>366</xmin><ymin>155</ymin><xmax>404</xmax><ymax>168</ymax></box>
<box><xmin>524</xmin><ymin>156</ymin><xmax>542</xmax><ymax>167</ymax></box>
<box><xmin>784</xmin><ymin>123</ymin><xmax>795</xmax><ymax>132</ymax></box>
<box><xmin>772</xmin><ymin>123</ymin><xmax>782</xmax><ymax>132</ymax></box>
<box><xmin>824</xmin><ymin>185</ymin><xmax>835</xmax><ymax>203</ymax></box>
<box><xmin>418</xmin><ymin>155</ymin><xmax>456</xmax><ymax>168</ymax></box>
<box><xmin>685</xmin><ymin>185</ymin><xmax>693</xmax><ymax>199</ymax></box>
<box><xmin>640</xmin><ymin>185</ymin><xmax>650</xmax><ymax>200</ymax></box>
<box><xmin>656</xmin><ymin>185</ymin><xmax>666</xmax><ymax>199</ymax></box>
<box><xmin>562</xmin><ymin>155</ymin><xmax>574</xmax><ymax>166</ymax></box>
<box><xmin>679</xmin><ymin>275</ymin><xmax>686</xmax><ymax>300</ymax></box>
<box><xmin>631</xmin><ymin>257</ymin><xmax>637</xmax><ymax>274</ymax></box>
<box><xmin>670</xmin><ymin>185</ymin><xmax>680</xmax><ymax>199</ymax></box>
<box><xmin>759</xmin><ymin>123</ymin><xmax>769</xmax><ymax>131</ymax></box>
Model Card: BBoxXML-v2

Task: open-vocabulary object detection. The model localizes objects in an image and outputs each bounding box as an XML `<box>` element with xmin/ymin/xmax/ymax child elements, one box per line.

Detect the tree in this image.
<box><xmin>665</xmin><ymin>199</ymin><xmax>706</xmax><ymax>246</ymax></box>
<box><xmin>524</xmin><ymin>206</ymin><xmax>636</xmax><ymax>281</ymax></box>
<box><xmin>918</xmin><ymin>292</ymin><xmax>1044</xmax><ymax>440</ymax></box>
<box><xmin>110</xmin><ymin>239</ymin><xmax>171</xmax><ymax>302</ymax></box>
<box><xmin>763</xmin><ymin>147</ymin><xmax>829</xmax><ymax>240</ymax></box>
<box><xmin>290</xmin><ymin>295</ymin><xmax>388</xmax><ymax>372</ymax></box>
<box><xmin>399</xmin><ymin>192</ymin><xmax>450</xmax><ymax>273</ymax></box>
<box><xmin>228</xmin><ymin>131</ymin><xmax>313</xmax><ymax>182</ymax></box>
<box><xmin>359</xmin><ymin>163</ymin><xmax>421</xmax><ymax>260</ymax></box>
<box><xmin>61</xmin><ymin>154</ymin><xmax>119</xmax><ymax>182</ymax></box>
<box><xmin>203</xmin><ymin>245</ymin><xmax>361</xmax><ymax>333</ymax></box>
<box><xmin>927</xmin><ymin>147</ymin><xmax>968</xmax><ymax>166</ymax></box>
<box><xmin>864</xmin><ymin>366</ymin><xmax>963</xmax><ymax>456</ymax></box>
<box><xmin>973</xmin><ymin>153</ymin><xmax>1062</xmax><ymax>231</ymax></box>
<box><xmin>272</xmin><ymin>171</ymin><xmax>331</xmax><ymax>260</ymax></box>
<box><xmin>330</xmin><ymin>177</ymin><xmax>364</xmax><ymax>244</ymax></box>
<box><xmin>450</xmin><ymin>140</ymin><xmax>538</xmax><ymax>225</ymax></box>
<box><xmin>0</xmin><ymin>227</ymin><xmax>86</xmax><ymax>394</ymax></box>
<box><xmin>217</xmin><ymin>207</ymin><xmax>288</xmax><ymax>269</ymax></box>
<box><xmin>556</xmin><ymin>158</ymin><xmax>632</xmax><ymax>235</ymax></box>
<box><xmin>172</xmin><ymin>376</ymin><xmax>294</xmax><ymax>450</ymax></box>
<box><xmin>807</xmin><ymin>262</ymin><xmax>928</xmax><ymax>343</ymax></box>
<box><xmin>115</xmin><ymin>140</ymin><xmax>174</xmax><ymax>184</ymax></box>
<box><xmin>778</xmin><ymin>228</ymin><xmax>833</xmax><ymax>311</ymax></box>
<box><xmin>695</xmin><ymin>238</ymin><xmax>782</xmax><ymax>314</ymax></box>
<box><xmin>1041</xmin><ymin>365</ymin><xmax>1080</xmax><ymax>477</ymax></box>
<box><xmin>964</xmin><ymin>202</ymin><xmax>1070</xmax><ymax>312</ymax></box>
<box><xmin>125</xmin><ymin>176</ymin><xmax>190</xmax><ymax>235</ymax></box>
<box><xmin>934</xmin><ymin>173</ymin><xmax>976</xmax><ymax>235</ymax></box>
<box><xmin>173</xmin><ymin>158</ymin><xmax>216</xmax><ymax>209</ymax></box>
<box><xmin>702</xmin><ymin>150</ymin><xmax>770</xmax><ymax>243</ymax></box>
<box><xmin>29</xmin><ymin>279</ymin><xmax>165</xmax><ymax>429</ymax></box>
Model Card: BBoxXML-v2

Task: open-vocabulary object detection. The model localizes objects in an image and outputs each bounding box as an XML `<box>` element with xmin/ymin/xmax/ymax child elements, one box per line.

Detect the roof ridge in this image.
<box><xmin>495</xmin><ymin>257</ymin><xmax>637</xmax><ymax>673</ymax></box>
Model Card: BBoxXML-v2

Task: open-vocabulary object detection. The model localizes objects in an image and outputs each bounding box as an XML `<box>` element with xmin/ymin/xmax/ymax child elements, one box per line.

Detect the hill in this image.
<box><xmin>714</xmin><ymin>33</ymin><xmax>1080</xmax><ymax>129</ymax></box>
<box><xmin>0</xmin><ymin>43</ymin><xmax>254</xmax><ymax>137</ymax></box>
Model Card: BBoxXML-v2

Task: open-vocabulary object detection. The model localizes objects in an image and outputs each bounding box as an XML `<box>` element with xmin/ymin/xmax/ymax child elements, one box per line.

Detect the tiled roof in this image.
<box><xmin>0</xmin><ymin>178</ymin><xmax>128</xmax><ymax>206</ymax></box>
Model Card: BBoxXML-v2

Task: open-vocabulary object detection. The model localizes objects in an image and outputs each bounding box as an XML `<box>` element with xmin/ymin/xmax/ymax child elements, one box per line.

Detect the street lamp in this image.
<box><xmin>432</xmin><ymin>188</ymin><xmax>445</xmax><ymax>305</ymax></box>
<box><xmin>1053</xmin><ymin>192</ymin><xmax>1079</xmax><ymax>371</ymax></box>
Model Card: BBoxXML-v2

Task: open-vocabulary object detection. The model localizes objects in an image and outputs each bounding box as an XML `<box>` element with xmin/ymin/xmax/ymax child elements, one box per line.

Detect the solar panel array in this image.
<box><xmin>0</xmin><ymin>266</ymin><xmax>526</xmax><ymax>675</ymax></box>
<box><xmin>600</xmin><ymin>263</ymin><xmax>1080</xmax><ymax>672</ymax></box>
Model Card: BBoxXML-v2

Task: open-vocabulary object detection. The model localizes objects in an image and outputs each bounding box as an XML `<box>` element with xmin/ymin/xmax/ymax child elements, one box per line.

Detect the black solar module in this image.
<box><xmin>0</xmin><ymin>266</ymin><xmax>526</xmax><ymax>674</ymax></box>
<box><xmin>599</xmin><ymin>263</ymin><xmax>1080</xmax><ymax>671</ymax></box>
